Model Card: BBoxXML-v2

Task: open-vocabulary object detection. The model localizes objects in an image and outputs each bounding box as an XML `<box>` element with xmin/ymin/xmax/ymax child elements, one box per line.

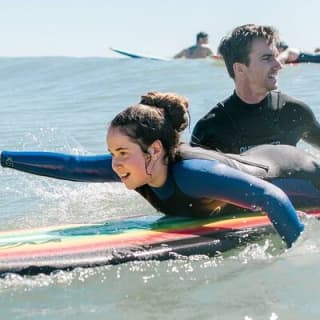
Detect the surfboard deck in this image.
<box><xmin>210</xmin><ymin>55</ymin><xmax>225</xmax><ymax>65</ymax></box>
<box><xmin>110</xmin><ymin>47</ymin><xmax>169</xmax><ymax>61</ymax></box>
<box><xmin>1</xmin><ymin>209</ymin><xmax>319</xmax><ymax>276</ymax></box>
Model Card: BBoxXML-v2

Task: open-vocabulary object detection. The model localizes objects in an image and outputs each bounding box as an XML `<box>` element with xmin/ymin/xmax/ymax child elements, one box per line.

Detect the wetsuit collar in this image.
<box><xmin>149</xmin><ymin>167</ymin><xmax>175</xmax><ymax>200</ymax></box>
<box><xmin>232</xmin><ymin>91</ymin><xmax>270</xmax><ymax>111</ymax></box>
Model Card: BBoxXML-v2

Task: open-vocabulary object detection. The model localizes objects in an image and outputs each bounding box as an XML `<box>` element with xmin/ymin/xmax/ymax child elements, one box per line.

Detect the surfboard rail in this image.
<box><xmin>1</xmin><ymin>209</ymin><xmax>319</xmax><ymax>276</ymax></box>
<box><xmin>110</xmin><ymin>47</ymin><xmax>170</xmax><ymax>61</ymax></box>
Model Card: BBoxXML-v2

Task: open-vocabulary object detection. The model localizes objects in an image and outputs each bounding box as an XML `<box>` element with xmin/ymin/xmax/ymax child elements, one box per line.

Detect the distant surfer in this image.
<box><xmin>173</xmin><ymin>32</ymin><xmax>214</xmax><ymax>59</ymax></box>
<box><xmin>277</xmin><ymin>41</ymin><xmax>320</xmax><ymax>64</ymax></box>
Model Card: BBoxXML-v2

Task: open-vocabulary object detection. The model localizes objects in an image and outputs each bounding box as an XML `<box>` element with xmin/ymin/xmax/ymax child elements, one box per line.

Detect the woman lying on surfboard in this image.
<box><xmin>3</xmin><ymin>92</ymin><xmax>320</xmax><ymax>247</ymax></box>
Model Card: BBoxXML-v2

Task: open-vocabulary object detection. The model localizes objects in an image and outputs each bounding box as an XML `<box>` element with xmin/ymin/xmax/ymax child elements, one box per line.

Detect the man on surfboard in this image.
<box><xmin>277</xmin><ymin>41</ymin><xmax>320</xmax><ymax>64</ymax></box>
<box><xmin>190</xmin><ymin>24</ymin><xmax>320</xmax><ymax>153</ymax></box>
<box><xmin>173</xmin><ymin>32</ymin><xmax>214</xmax><ymax>59</ymax></box>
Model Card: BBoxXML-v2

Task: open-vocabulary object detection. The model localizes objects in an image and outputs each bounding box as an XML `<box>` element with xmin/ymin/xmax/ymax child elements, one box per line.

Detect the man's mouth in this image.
<box><xmin>268</xmin><ymin>73</ymin><xmax>278</xmax><ymax>80</ymax></box>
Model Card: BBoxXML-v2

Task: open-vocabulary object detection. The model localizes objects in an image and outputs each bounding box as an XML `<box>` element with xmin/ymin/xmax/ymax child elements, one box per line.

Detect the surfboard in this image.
<box><xmin>1</xmin><ymin>209</ymin><xmax>319</xmax><ymax>276</ymax></box>
<box><xmin>110</xmin><ymin>47</ymin><xmax>170</xmax><ymax>61</ymax></box>
<box><xmin>110</xmin><ymin>48</ymin><xmax>223</xmax><ymax>64</ymax></box>
<box><xmin>210</xmin><ymin>55</ymin><xmax>225</xmax><ymax>65</ymax></box>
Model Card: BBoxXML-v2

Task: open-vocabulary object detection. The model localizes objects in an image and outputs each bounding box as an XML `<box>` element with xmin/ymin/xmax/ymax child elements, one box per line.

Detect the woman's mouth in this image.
<box><xmin>119</xmin><ymin>172</ymin><xmax>130</xmax><ymax>181</ymax></box>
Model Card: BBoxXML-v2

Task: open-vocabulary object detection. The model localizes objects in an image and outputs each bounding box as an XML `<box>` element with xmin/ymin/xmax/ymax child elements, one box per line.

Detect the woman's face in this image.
<box><xmin>107</xmin><ymin>127</ymin><xmax>152</xmax><ymax>190</ymax></box>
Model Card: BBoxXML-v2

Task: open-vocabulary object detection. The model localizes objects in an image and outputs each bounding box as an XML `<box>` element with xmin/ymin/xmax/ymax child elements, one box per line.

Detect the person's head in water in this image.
<box><xmin>107</xmin><ymin>92</ymin><xmax>189</xmax><ymax>189</ymax></box>
<box><xmin>277</xmin><ymin>40</ymin><xmax>289</xmax><ymax>52</ymax></box>
<box><xmin>218</xmin><ymin>24</ymin><xmax>279</xmax><ymax>79</ymax></box>
<box><xmin>196</xmin><ymin>32</ymin><xmax>209</xmax><ymax>45</ymax></box>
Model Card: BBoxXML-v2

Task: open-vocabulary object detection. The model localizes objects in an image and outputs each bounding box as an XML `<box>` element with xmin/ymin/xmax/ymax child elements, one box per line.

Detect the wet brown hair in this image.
<box><xmin>110</xmin><ymin>92</ymin><xmax>189</xmax><ymax>163</ymax></box>
<box><xmin>218</xmin><ymin>24</ymin><xmax>279</xmax><ymax>79</ymax></box>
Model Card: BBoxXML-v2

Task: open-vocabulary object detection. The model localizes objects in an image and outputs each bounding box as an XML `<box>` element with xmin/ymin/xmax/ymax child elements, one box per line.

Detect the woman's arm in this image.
<box><xmin>1</xmin><ymin>151</ymin><xmax>120</xmax><ymax>182</ymax></box>
<box><xmin>174</xmin><ymin>159</ymin><xmax>304</xmax><ymax>247</ymax></box>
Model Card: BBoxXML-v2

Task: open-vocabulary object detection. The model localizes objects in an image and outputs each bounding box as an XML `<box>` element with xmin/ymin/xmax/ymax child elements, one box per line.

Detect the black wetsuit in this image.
<box><xmin>191</xmin><ymin>91</ymin><xmax>320</xmax><ymax>154</ymax></box>
<box><xmin>295</xmin><ymin>53</ymin><xmax>320</xmax><ymax>63</ymax></box>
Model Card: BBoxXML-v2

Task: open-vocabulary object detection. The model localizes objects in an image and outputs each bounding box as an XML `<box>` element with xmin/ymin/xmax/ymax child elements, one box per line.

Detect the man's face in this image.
<box><xmin>199</xmin><ymin>36</ymin><xmax>209</xmax><ymax>45</ymax></box>
<box><xmin>242</xmin><ymin>39</ymin><xmax>282</xmax><ymax>94</ymax></box>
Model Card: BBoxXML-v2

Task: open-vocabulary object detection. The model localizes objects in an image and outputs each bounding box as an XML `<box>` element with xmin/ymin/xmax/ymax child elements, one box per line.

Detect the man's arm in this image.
<box><xmin>173</xmin><ymin>49</ymin><xmax>186</xmax><ymax>59</ymax></box>
<box><xmin>190</xmin><ymin>107</ymin><xmax>231</xmax><ymax>152</ymax></box>
<box><xmin>206</xmin><ymin>47</ymin><xmax>214</xmax><ymax>57</ymax></box>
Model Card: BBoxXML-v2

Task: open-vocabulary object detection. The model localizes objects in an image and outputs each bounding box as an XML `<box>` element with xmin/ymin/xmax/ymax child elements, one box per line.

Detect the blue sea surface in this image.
<box><xmin>1</xmin><ymin>57</ymin><xmax>320</xmax><ymax>320</ymax></box>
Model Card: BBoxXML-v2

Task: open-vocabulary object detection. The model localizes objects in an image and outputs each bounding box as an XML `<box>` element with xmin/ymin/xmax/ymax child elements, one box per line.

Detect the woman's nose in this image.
<box><xmin>112</xmin><ymin>158</ymin><xmax>122</xmax><ymax>169</ymax></box>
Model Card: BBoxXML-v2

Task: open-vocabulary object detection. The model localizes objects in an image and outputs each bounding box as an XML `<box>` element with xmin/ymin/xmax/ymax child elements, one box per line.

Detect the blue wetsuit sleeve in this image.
<box><xmin>173</xmin><ymin>159</ymin><xmax>304</xmax><ymax>247</ymax></box>
<box><xmin>1</xmin><ymin>151</ymin><xmax>120</xmax><ymax>182</ymax></box>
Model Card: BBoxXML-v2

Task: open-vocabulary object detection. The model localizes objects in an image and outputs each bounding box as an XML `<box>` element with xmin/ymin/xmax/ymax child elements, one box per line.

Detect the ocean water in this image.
<box><xmin>1</xmin><ymin>57</ymin><xmax>320</xmax><ymax>320</ymax></box>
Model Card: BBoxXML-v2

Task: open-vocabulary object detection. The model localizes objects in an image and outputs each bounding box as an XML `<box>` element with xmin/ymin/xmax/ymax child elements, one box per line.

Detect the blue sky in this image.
<box><xmin>1</xmin><ymin>0</ymin><xmax>319</xmax><ymax>57</ymax></box>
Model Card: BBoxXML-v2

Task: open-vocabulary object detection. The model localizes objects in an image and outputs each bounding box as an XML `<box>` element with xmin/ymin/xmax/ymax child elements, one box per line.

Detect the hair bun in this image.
<box><xmin>140</xmin><ymin>92</ymin><xmax>189</xmax><ymax>132</ymax></box>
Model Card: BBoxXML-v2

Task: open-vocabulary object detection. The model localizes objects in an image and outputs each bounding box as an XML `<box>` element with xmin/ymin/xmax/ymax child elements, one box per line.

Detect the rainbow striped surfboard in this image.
<box><xmin>1</xmin><ymin>209</ymin><xmax>319</xmax><ymax>276</ymax></box>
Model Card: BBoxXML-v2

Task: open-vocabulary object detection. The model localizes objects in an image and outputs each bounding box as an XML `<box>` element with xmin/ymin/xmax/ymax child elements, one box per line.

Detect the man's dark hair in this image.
<box><xmin>196</xmin><ymin>32</ymin><xmax>208</xmax><ymax>42</ymax></box>
<box><xmin>218</xmin><ymin>24</ymin><xmax>279</xmax><ymax>79</ymax></box>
